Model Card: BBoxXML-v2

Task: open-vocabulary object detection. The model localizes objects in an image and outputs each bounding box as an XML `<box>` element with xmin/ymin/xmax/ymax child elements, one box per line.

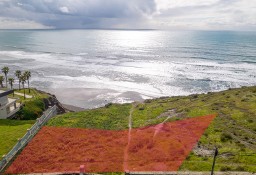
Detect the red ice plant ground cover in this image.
<box><xmin>6</xmin><ymin>115</ymin><xmax>216</xmax><ymax>174</ymax></box>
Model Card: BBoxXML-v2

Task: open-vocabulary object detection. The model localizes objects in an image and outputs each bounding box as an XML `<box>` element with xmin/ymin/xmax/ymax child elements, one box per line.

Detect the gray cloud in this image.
<box><xmin>0</xmin><ymin>0</ymin><xmax>255</xmax><ymax>30</ymax></box>
<box><xmin>0</xmin><ymin>0</ymin><xmax>156</xmax><ymax>29</ymax></box>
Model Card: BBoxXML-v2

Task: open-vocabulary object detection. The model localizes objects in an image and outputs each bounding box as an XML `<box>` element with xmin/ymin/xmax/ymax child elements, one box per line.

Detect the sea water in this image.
<box><xmin>0</xmin><ymin>30</ymin><xmax>255</xmax><ymax>108</ymax></box>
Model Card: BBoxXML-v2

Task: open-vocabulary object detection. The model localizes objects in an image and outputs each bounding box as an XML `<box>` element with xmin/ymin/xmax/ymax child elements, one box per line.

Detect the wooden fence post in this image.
<box><xmin>211</xmin><ymin>147</ymin><xmax>218</xmax><ymax>175</ymax></box>
<box><xmin>80</xmin><ymin>165</ymin><xmax>85</xmax><ymax>175</ymax></box>
<box><xmin>27</xmin><ymin>129</ymin><xmax>31</xmax><ymax>135</ymax></box>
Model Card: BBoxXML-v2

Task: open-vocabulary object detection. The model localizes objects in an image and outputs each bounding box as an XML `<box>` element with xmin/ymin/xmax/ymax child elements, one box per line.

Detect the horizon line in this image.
<box><xmin>0</xmin><ymin>28</ymin><xmax>256</xmax><ymax>32</ymax></box>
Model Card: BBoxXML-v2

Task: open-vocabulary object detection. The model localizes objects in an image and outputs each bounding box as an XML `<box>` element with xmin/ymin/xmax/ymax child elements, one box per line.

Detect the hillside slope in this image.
<box><xmin>47</xmin><ymin>86</ymin><xmax>256</xmax><ymax>172</ymax></box>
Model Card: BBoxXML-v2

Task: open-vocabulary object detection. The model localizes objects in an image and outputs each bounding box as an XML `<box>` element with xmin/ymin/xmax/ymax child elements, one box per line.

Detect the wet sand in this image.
<box><xmin>43</xmin><ymin>88</ymin><xmax>146</xmax><ymax>109</ymax></box>
<box><xmin>61</xmin><ymin>104</ymin><xmax>85</xmax><ymax>112</ymax></box>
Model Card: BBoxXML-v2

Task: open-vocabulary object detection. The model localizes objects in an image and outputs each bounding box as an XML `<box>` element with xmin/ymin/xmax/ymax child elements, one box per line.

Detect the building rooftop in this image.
<box><xmin>0</xmin><ymin>90</ymin><xmax>14</xmax><ymax>98</ymax></box>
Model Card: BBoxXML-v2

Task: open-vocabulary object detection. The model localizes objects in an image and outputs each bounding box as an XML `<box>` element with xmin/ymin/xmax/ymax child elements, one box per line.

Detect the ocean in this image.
<box><xmin>0</xmin><ymin>30</ymin><xmax>255</xmax><ymax>108</ymax></box>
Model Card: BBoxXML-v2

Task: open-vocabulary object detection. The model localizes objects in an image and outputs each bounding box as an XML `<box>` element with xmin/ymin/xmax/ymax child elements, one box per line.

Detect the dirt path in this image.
<box><xmin>123</xmin><ymin>103</ymin><xmax>135</xmax><ymax>171</ymax></box>
<box><xmin>14</xmin><ymin>92</ymin><xmax>33</xmax><ymax>98</ymax></box>
<box><xmin>153</xmin><ymin>112</ymin><xmax>176</xmax><ymax>139</ymax></box>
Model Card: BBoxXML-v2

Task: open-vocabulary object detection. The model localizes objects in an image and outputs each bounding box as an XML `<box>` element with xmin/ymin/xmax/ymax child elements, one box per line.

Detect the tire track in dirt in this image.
<box><xmin>124</xmin><ymin>103</ymin><xmax>135</xmax><ymax>171</ymax></box>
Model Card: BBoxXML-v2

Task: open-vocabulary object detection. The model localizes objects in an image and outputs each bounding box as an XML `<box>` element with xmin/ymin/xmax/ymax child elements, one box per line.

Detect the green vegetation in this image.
<box><xmin>13</xmin><ymin>88</ymin><xmax>49</xmax><ymax>120</ymax></box>
<box><xmin>0</xmin><ymin>120</ymin><xmax>35</xmax><ymax>160</ymax></box>
<box><xmin>1</xmin><ymin>88</ymin><xmax>49</xmax><ymax>120</ymax></box>
<box><xmin>1</xmin><ymin>66</ymin><xmax>9</xmax><ymax>88</ymax></box>
<box><xmin>15</xmin><ymin>70</ymin><xmax>21</xmax><ymax>90</ymax></box>
<box><xmin>0</xmin><ymin>88</ymin><xmax>49</xmax><ymax>162</ymax></box>
<box><xmin>0</xmin><ymin>87</ymin><xmax>48</xmax><ymax>120</ymax></box>
<box><xmin>24</xmin><ymin>71</ymin><xmax>31</xmax><ymax>93</ymax></box>
<box><xmin>48</xmin><ymin>86</ymin><xmax>256</xmax><ymax>172</ymax></box>
<box><xmin>18</xmin><ymin>98</ymin><xmax>45</xmax><ymax>120</ymax></box>
<box><xmin>48</xmin><ymin>103</ymin><xmax>132</xmax><ymax>130</ymax></box>
<box><xmin>8</xmin><ymin>78</ymin><xmax>14</xmax><ymax>92</ymax></box>
<box><xmin>14</xmin><ymin>88</ymin><xmax>49</xmax><ymax>100</ymax></box>
<box><xmin>1</xmin><ymin>66</ymin><xmax>32</xmax><ymax>98</ymax></box>
<box><xmin>0</xmin><ymin>66</ymin><xmax>46</xmax><ymax>119</ymax></box>
<box><xmin>0</xmin><ymin>67</ymin><xmax>51</xmax><ymax>164</ymax></box>
<box><xmin>0</xmin><ymin>75</ymin><xmax>3</xmax><ymax>88</ymax></box>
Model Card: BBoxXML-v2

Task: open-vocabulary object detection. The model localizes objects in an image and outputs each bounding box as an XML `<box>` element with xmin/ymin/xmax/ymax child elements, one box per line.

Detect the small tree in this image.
<box><xmin>15</xmin><ymin>70</ymin><xmax>21</xmax><ymax>90</ymax></box>
<box><xmin>2</xmin><ymin>66</ymin><xmax>9</xmax><ymax>88</ymax></box>
<box><xmin>24</xmin><ymin>71</ymin><xmax>31</xmax><ymax>93</ymax></box>
<box><xmin>20</xmin><ymin>75</ymin><xmax>26</xmax><ymax>99</ymax></box>
<box><xmin>0</xmin><ymin>75</ymin><xmax>4</xmax><ymax>88</ymax></box>
<box><xmin>8</xmin><ymin>77</ymin><xmax>15</xmax><ymax>96</ymax></box>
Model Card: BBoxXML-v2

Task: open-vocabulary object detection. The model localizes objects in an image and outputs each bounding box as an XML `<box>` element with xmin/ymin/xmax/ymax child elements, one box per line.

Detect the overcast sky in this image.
<box><xmin>0</xmin><ymin>0</ymin><xmax>255</xmax><ymax>30</ymax></box>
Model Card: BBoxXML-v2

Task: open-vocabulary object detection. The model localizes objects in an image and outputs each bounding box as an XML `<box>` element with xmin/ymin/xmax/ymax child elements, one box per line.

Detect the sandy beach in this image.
<box><xmin>44</xmin><ymin>88</ymin><xmax>146</xmax><ymax>109</ymax></box>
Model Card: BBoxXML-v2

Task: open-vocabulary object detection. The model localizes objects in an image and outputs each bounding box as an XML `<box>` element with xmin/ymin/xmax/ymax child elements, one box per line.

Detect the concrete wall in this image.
<box><xmin>0</xmin><ymin>96</ymin><xmax>8</xmax><ymax>119</ymax></box>
<box><xmin>0</xmin><ymin>107</ymin><xmax>7</xmax><ymax>119</ymax></box>
<box><xmin>0</xmin><ymin>96</ymin><xmax>8</xmax><ymax>107</ymax></box>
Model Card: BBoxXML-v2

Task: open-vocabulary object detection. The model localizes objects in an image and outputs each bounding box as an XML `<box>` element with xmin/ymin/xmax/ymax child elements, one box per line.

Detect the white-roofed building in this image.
<box><xmin>0</xmin><ymin>90</ymin><xmax>20</xmax><ymax>119</ymax></box>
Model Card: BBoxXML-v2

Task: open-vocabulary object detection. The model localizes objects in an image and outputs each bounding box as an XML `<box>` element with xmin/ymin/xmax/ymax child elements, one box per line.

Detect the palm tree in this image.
<box><xmin>2</xmin><ymin>66</ymin><xmax>9</xmax><ymax>88</ymax></box>
<box><xmin>15</xmin><ymin>70</ymin><xmax>21</xmax><ymax>90</ymax></box>
<box><xmin>8</xmin><ymin>78</ymin><xmax>15</xmax><ymax>96</ymax></box>
<box><xmin>20</xmin><ymin>75</ymin><xmax>26</xmax><ymax>99</ymax></box>
<box><xmin>24</xmin><ymin>71</ymin><xmax>31</xmax><ymax>93</ymax></box>
<box><xmin>0</xmin><ymin>75</ymin><xmax>4</xmax><ymax>88</ymax></box>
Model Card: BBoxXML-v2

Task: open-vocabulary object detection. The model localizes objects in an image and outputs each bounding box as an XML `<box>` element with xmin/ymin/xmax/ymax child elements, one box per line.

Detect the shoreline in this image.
<box><xmin>41</xmin><ymin>87</ymin><xmax>147</xmax><ymax>110</ymax></box>
<box><xmin>35</xmin><ymin>89</ymin><xmax>85</xmax><ymax>113</ymax></box>
<box><xmin>39</xmin><ymin>85</ymin><xmax>256</xmax><ymax>113</ymax></box>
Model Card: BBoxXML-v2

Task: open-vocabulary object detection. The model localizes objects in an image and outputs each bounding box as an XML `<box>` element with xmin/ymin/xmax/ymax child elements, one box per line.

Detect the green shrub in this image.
<box><xmin>247</xmin><ymin>119</ymin><xmax>253</xmax><ymax>123</ymax></box>
<box><xmin>220</xmin><ymin>132</ymin><xmax>232</xmax><ymax>142</ymax></box>
<box><xmin>144</xmin><ymin>99</ymin><xmax>151</xmax><ymax>103</ymax></box>
<box><xmin>235</xmin><ymin>166</ymin><xmax>245</xmax><ymax>171</ymax></box>
<box><xmin>220</xmin><ymin>166</ymin><xmax>232</xmax><ymax>171</ymax></box>
<box><xmin>241</xmin><ymin>98</ymin><xmax>249</xmax><ymax>102</ymax></box>
<box><xmin>19</xmin><ymin>98</ymin><xmax>45</xmax><ymax>120</ymax></box>
<box><xmin>139</xmin><ymin>107</ymin><xmax>145</xmax><ymax>110</ymax></box>
<box><xmin>137</xmin><ymin>104</ymin><xmax>145</xmax><ymax>110</ymax></box>
<box><xmin>202</xmin><ymin>157</ymin><xmax>208</xmax><ymax>161</ymax></box>
<box><xmin>192</xmin><ymin>94</ymin><xmax>198</xmax><ymax>98</ymax></box>
<box><xmin>105</xmin><ymin>103</ymin><xmax>113</xmax><ymax>108</ymax></box>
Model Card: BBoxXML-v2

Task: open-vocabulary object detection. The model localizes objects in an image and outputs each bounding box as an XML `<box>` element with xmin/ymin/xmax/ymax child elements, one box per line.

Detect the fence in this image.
<box><xmin>0</xmin><ymin>105</ymin><xmax>57</xmax><ymax>172</ymax></box>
